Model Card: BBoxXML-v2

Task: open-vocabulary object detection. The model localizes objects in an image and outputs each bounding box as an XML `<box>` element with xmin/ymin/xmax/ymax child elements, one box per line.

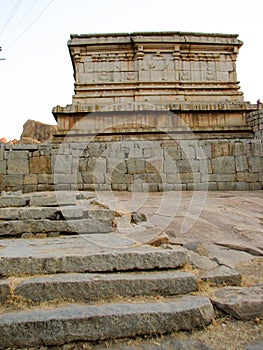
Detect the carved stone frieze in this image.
<box><xmin>52</xmin><ymin>32</ymin><xmax>257</xmax><ymax>139</ymax></box>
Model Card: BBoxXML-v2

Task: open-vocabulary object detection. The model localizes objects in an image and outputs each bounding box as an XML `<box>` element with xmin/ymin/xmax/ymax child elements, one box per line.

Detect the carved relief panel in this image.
<box><xmin>75</xmin><ymin>50</ymin><xmax>230</xmax><ymax>86</ymax></box>
<box><xmin>76</xmin><ymin>53</ymin><xmax>137</xmax><ymax>84</ymax></box>
<box><xmin>69</xmin><ymin>32</ymin><xmax>243</xmax><ymax>104</ymax></box>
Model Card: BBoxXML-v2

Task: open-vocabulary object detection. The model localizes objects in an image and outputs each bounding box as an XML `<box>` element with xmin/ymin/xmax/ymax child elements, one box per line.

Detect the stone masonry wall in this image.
<box><xmin>246</xmin><ymin>109</ymin><xmax>263</xmax><ymax>139</ymax></box>
<box><xmin>0</xmin><ymin>139</ymin><xmax>262</xmax><ymax>193</ymax></box>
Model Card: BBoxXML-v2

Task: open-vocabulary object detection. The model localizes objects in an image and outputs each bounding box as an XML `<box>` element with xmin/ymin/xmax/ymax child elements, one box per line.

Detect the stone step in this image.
<box><xmin>29</xmin><ymin>193</ymin><xmax>77</xmax><ymax>207</ymax></box>
<box><xmin>0</xmin><ymin>295</ymin><xmax>214</xmax><ymax>349</ymax></box>
<box><xmin>0</xmin><ymin>235</ymin><xmax>188</xmax><ymax>277</ymax></box>
<box><xmin>4</xmin><ymin>270</ymin><xmax>197</xmax><ymax>303</ymax></box>
<box><xmin>211</xmin><ymin>284</ymin><xmax>263</xmax><ymax>320</ymax></box>
<box><xmin>0</xmin><ymin>195</ymin><xmax>28</xmax><ymax>208</ymax></box>
<box><xmin>0</xmin><ymin>218</ymin><xmax>113</xmax><ymax>237</ymax></box>
<box><xmin>0</xmin><ymin>193</ymin><xmax>77</xmax><ymax>208</ymax></box>
<box><xmin>0</xmin><ymin>205</ymin><xmax>116</xmax><ymax>222</ymax></box>
<box><xmin>0</xmin><ymin>206</ymin><xmax>85</xmax><ymax>221</ymax></box>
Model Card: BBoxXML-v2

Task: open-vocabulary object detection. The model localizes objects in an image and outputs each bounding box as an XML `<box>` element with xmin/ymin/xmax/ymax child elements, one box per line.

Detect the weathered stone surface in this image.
<box><xmin>216</xmin><ymin>181</ymin><xmax>236</xmax><ymax>190</ymax></box>
<box><xmin>59</xmin><ymin>219</ymin><xmax>113</xmax><ymax>234</ymax></box>
<box><xmin>145</xmin><ymin>159</ymin><xmax>163</xmax><ymax>173</ymax></box>
<box><xmin>5</xmin><ymin>151</ymin><xmax>29</xmax><ymax>160</ymax></box>
<box><xmin>19</xmin><ymin>136</ymin><xmax>40</xmax><ymax>144</ymax></box>
<box><xmin>0</xmin><ymin>207</ymin><xmax>64</xmax><ymax>220</ymax></box>
<box><xmin>212</xmin><ymin>157</ymin><xmax>235</xmax><ymax>174</ymax></box>
<box><xmin>111</xmin><ymin>172</ymin><xmax>133</xmax><ymax>184</ymax></box>
<box><xmin>7</xmin><ymin>158</ymin><xmax>29</xmax><ymax>175</ymax></box>
<box><xmin>199</xmin><ymin>266</ymin><xmax>242</xmax><ymax>286</ymax></box>
<box><xmin>0</xmin><ymin>196</ymin><xmax>28</xmax><ymax>208</ymax></box>
<box><xmin>145</xmin><ymin>230</ymin><xmax>170</xmax><ymax>247</ymax></box>
<box><xmin>126</xmin><ymin>159</ymin><xmax>146</xmax><ymax>174</ymax></box>
<box><xmin>84</xmin><ymin>208</ymin><xmax>115</xmax><ymax>223</ymax></box>
<box><xmin>0</xmin><ymin>296</ymin><xmax>214</xmax><ymax>348</ymax></box>
<box><xmin>1</xmin><ymin>138</ymin><xmax>263</xmax><ymax>193</ymax></box>
<box><xmin>183</xmin><ymin>241</ymin><xmax>208</xmax><ymax>256</ymax></box>
<box><xmin>244</xmin><ymin>340</ymin><xmax>263</xmax><ymax>350</ymax></box>
<box><xmin>187</xmin><ymin>251</ymin><xmax>219</xmax><ymax>271</ymax></box>
<box><xmin>0</xmin><ymin>218</ymin><xmax>112</xmax><ymax>236</ymax></box>
<box><xmin>177</xmin><ymin>159</ymin><xmax>199</xmax><ymax>173</ymax></box>
<box><xmin>24</xmin><ymin>174</ymin><xmax>38</xmax><ymax>185</ymax></box>
<box><xmin>0</xmin><ymin>160</ymin><xmax>6</xmax><ymax>174</ymax></box>
<box><xmin>20</xmin><ymin>119</ymin><xmax>57</xmax><ymax>143</ymax></box>
<box><xmin>247</xmin><ymin>110</ymin><xmax>263</xmax><ymax>140</ymax></box>
<box><xmin>235</xmin><ymin>155</ymin><xmax>248</xmax><ymax>172</ymax></box>
<box><xmin>53</xmin><ymin>32</ymin><xmax>248</xmax><ymax>139</ymax></box>
<box><xmin>0</xmin><ymin>236</ymin><xmax>188</xmax><ymax>276</ymax></box>
<box><xmin>14</xmin><ymin>271</ymin><xmax>197</xmax><ymax>302</ymax></box>
<box><xmin>0</xmin><ymin>220</ymin><xmax>30</xmax><ymax>236</ymax></box>
<box><xmin>0</xmin><ymin>280</ymin><xmax>10</xmax><ymax>303</ymax></box>
<box><xmin>215</xmin><ymin>242</ymin><xmax>263</xmax><ymax>257</ymax></box>
<box><xmin>29</xmin><ymin>155</ymin><xmax>51</xmax><ymax>174</ymax></box>
<box><xmin>212</xmin><ymin>284</ymin><xmax>263</xmax><ymax>320</ymax></box>
<box><xmin>211</xmin><ymin>142</ymin><xmax>230</xmax><ymax>158</ymax></box>
<box><xmin>59</xmin><ymin>206</ymin><xmax>85</xmax><ymax>219</ymax></box>
<box><xmin>29</xmin><ymin>193</ymin><xmax>76</xmax><ymax>207</ymax></box>
<box><xmin>248</xmin><ymin>157</ymin><xmax>262</xmax><ymax>172</ymax></box>
<box><xmin>131</xmin><ymin>212</ymin><xmax>147</xmax><ymax>224</ymax></box>
<box><xmin>129</xmin><ymin>228</ymin><xmax>170</xmax><ymax>247</ymax></box>
<box><xmin>21</xmin><ymin>232</ymin><xmax>34</xmax><ymax>238</ymax></box>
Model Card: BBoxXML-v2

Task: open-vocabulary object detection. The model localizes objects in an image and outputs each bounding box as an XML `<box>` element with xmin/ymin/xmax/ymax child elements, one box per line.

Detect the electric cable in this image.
<box><xmin>5</xmin><ymin>0</ymin><xmax>39</xmax><ymax>42</ymax></box>
<box><xmin>6</xmin><ymin>0</ymin><xmax>55</xmax><ymax>50</ymax></box>
<box><xmin>0</xmin><ymin>0</ymin><xmax>24</xmax><ymax>36</ymax></box>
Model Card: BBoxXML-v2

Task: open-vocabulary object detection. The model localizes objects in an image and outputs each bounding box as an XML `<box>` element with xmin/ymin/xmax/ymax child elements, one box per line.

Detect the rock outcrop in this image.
<box><xmin>1</xmin><ymin>119</ymin><xmax>57</xmax><ymax>144</ymax></box>
<box><xmin>0</xmin><ymin>137</ymin><xmax>18</xmax><ymax>144</ymax></box>
<box><xmin>19</xmin><ymin>119</ymin><xmax>57</xmax><ymax>144</ymax></box>
<box><xmin>0</xmin><ymin>137</ymin><xmax>7</xmax><ymax>144</ymax></box>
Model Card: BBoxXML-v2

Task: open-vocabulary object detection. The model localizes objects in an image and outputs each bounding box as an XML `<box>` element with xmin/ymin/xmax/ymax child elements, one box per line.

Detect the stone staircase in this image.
<box><xmin>0</xmin><ymin>191</ymin><xmax>249</xmax><ymax>349</ymax></box>
<box><xmin>0</xmin><ymin>234</ymin><xmax>216</xmax><ymax>349</ymax></box>
<box><xmin>0</xmin><ymin>192</ymin><xmax>116</xmax><ymax>238</ymax></box>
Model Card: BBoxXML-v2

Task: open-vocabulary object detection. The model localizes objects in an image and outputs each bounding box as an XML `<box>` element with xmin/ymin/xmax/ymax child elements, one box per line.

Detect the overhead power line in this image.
<box><xmin>5</xmin><ymin>0</ymin><xmax>39</xmax><ymax>41</ymax></box>
<box><xmin>0</xmin><ymin>0</ymin><xmax>24</xmax><ymax>36</ymax></box>
<box><xmin>7</xmin><ymin>0</ymin><xmax>55</xmax><ymax>50</ymax></box>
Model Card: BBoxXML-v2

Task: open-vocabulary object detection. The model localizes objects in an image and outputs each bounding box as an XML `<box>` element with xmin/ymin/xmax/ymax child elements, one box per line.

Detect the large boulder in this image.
<box><xmin>0</xmin><ymin>137</ymin><xmax>7</xmax><ymax>144</ymax></box>
<box><xmin>20</xmin><ymin>119</ymin><xmax>57</xmax><ymax>143</ymax></box>
<box><xmin>0</xmin><ymin>138</ymin><xmax>18</xmax><ymax>144</ymax></box>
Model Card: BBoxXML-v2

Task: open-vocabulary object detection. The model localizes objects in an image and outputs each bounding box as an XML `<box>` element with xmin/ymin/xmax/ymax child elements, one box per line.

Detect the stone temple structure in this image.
<box><xmin>53</xmin><ymin>31</ymin><xmax>256</xmax><ymax>140</ymax></box>
<box><xmin>0</xmin><ymin>31</ymin><xmax>262</xmax><ymax>193</ymax></box>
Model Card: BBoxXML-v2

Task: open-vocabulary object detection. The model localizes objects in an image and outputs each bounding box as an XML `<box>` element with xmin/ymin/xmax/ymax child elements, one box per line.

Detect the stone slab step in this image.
<box><xmin>29</xmin><ymin>193</ymin><xmax>77</xmax><ymax>207</ymax></box>
<box><xmin>0</xmin><ymin>193</ymin><xmax>77</xmax><ymax>208</ymax></box>
<box><xmin>0</xmin><ymin>218</ymin><xmax>113</xmax><ymax>237</ymax></box>
<box><xmin>0</xmin><ymin>206</ymin><xmax>116</xmax><ymax>223</ymax></box>
<box><xmin>212</xmin><ymin>284</ymin><xmax>263</xmax><ymax>320</ymax></box>
<box><xmin>0</xmin><ymin>206</ymin><xmax>86</xmax><ymax>221</ymax></box>
<box><xmin>0</xmin><ymin>235</ymin><xmax>188</xmax><ymax>277</ymax></box>
<box><xmin>0</xmin><ymin>296</ymin><xmax>214</xmax><ymax>349</ymax></box>
<box><xmin>0</xmin><ymin>196</ymin><xmax>28</xmax><ymax>208</ymax></box>
<box><xmin>199</xmin><ymin>265</ymin><xmax>242</xmax><ymax>286</ymax></box>
<box><xmin>6</xmin><ymin>270</ymin><xmax>197</xmax><ymax>303</ymax></box>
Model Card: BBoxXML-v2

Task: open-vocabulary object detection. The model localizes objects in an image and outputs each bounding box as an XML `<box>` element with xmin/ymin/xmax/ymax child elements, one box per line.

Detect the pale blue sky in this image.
<box><xmin>0</xmin><ymin>0</ymin><xmax>262</xmax><ymax>140</ymax></box>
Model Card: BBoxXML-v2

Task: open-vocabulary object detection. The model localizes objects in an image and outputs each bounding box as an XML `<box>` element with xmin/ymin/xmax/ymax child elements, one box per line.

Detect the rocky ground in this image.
<box><xmin>57</xmin><ymin>191</ymin><xmax>263</xmax><ymax>349</ymax></box>
<box><xmin>21</xmin><ymin>259</ymin><xmax>262</xmax><ymax>350</ymax></box>
<box><xmin>0</xmin><ymin>190</ymin><xmax>262</xmax><ymax>349</ymax></box>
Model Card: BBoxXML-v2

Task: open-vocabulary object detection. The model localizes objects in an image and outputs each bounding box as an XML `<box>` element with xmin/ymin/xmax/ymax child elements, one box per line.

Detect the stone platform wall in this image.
<box><xmin>247</xmin><ymin>109</ymin><xmax>263</xmax><ymax>139</ymax></box>
<box><xmin>0</xmin><ymin>139</ymin><xmax>262</xmax><ymax>193</ymax></box>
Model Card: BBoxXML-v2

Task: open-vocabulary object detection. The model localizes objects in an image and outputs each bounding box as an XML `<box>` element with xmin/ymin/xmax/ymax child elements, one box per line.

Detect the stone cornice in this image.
<box><xmin>52</xmin><ymin>102</ymin><xmax>257</xmax><ymax>117</ymax></box>
<box><xmin>69</xmin><ymin>31</ymin><xmax>242</xmax><ymax>45</ymax></box>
